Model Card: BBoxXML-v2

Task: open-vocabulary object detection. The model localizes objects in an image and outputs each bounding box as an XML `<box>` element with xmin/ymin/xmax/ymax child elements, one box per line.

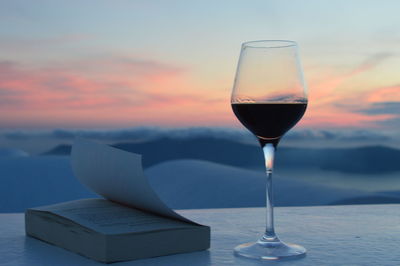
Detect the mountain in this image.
<box><xmin>42</xmin><ymin>138</ymin><xmax>400</xmax><ymax>174</ymax></box>
<box><xmin>329</xmin><ymin>196</ymin><xmax>400</xmax><ymax>205</ymax></box>
<box><xmin>0</xmin><ymin>156</ymin><xmax>97</xmax><ymax>212</ymax></box>
<box><xmin>42</xmin><ymin>144</ymin><xmax>71</xmax><ymax>155</ymax></box>
<box><xmin>2</xmin><ymin>156</ymin><xmax>399</xmax><ymax>213</ymax></box>
<box><xmin>43</xmin><ymin>138</ymin><xmax>264</xmax><ymax>168</ymax></box>
<box><xmin>0</xmin><ymin>148</ymin><xmax>29</xmax><ymax>157</ymax></box>
<box><xmin>146</xmin><ymin>159</ymin><xmax>386</xmax><ymax>209</ymax></box>
<box><xmin>278</xmin><ymin>146</ymin><xmax>400</xmax><ymax>173</ymax></box>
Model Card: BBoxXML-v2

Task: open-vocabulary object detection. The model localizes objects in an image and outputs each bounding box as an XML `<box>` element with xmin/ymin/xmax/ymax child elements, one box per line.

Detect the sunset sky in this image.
<box><xmin>0</xmin><ymin>0</ymin><xmax>399</xmax><ymax>131</ymax></box>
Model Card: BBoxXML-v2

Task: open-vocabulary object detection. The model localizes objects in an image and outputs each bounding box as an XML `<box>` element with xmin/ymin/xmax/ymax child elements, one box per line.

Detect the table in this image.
<box><xmin>1</xmin><ymin>205</ymin><xmax>400</xmax><ymax>266</ymax></box>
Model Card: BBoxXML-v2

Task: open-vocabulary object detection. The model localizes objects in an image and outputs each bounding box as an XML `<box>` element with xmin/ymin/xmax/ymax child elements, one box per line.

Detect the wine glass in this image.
<box><xmin>231</xmin><ymin>40</ymin><xmax>308</xmax><ymax>260</ymax></box>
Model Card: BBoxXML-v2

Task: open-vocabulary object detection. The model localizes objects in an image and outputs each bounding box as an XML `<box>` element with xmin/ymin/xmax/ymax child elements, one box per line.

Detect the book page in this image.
<box><xmin>70</xmin><ymin>139</ymin><xmax>194</xmax><ymax>223</ymax></box>
<box><xmin>34</xmin><ymin>199</ymin><xmax>196</xmax><ymax>234</ymax></box>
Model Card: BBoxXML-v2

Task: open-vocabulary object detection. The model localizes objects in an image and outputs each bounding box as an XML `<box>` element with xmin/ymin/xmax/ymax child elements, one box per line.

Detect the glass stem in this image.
<box><xmin>261</xmin><ymin>143</ymin><xmax>278</xmax><ymax>242</ymax></box>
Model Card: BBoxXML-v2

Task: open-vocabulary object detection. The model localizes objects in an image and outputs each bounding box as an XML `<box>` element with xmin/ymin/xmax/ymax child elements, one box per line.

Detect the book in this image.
<box><xmin>25</xmin><ymin>139</ymin><xmax>210</xmax><ymax>263</ymax></box>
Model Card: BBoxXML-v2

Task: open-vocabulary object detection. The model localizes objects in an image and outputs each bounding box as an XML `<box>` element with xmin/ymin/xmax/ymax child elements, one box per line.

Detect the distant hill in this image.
<box><xmin>0</xmin><ymin>156</ymin><xmax>98</xmax><ymax>212</ymax></box>
<box><xmin>278</xmin><ymin>145</ymin><xmax>400</xmax><ymax>174</ymax></box>
<box><xmin>42</xmin><ymin>138</ymin><xmax>264</xmax><ymax>168</ymax></box>
<box><xmin>42</xmin><ymin>144</ymin><xmax>72</xmax><ymax>155</ymax></box>
<box><xmin>330</xmin><ymin>196</ymin><xmax>400</xmax><ymax>205</ymax></box>
<box><xmin>42</xmin><ymin>138</ymin><xmax>400</xmax><ymax>174</ymax></box>
<box><xmin>3</xmin><ymin>156</ymin><xmax>399</xmax><ymax>212</ymax></box>
<box><xmin>0</xmin><ymin>148</ymin><xmax>29</xmax><ymax>157</ymax></box>
<box><xmin>146</xmin><ymin>159</ymin><xmax>384</xmax><ymax>209</ymax></box>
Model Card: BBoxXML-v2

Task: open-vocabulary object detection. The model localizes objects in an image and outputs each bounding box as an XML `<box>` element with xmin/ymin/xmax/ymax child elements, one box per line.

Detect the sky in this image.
<box><xmin>0</xmin><ymin>0</ymin><xmax>399</xmax><ymax>133</ymax></box>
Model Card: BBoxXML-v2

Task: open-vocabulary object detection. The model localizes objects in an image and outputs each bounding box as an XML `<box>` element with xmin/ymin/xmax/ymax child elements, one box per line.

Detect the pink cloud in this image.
<box><xmin>0</xmin><ymin>58</ymin><xmax>183</xmax><ymax>108</ymax></box>
<box><xmin>365</xmin><ymin>84</ymin><xmax>400</xmax><ymax>103</ymax></box>
<box><xmin>0</xmin><ymin>57</ymin><xmax>230</xmax><ymax>128</ymax></box>
<box><xmin>302</xmin><ymin>53</ymin><xmax>398</xmax><ymax>129</ymax></box>
<box><xmin>307</xmin><ymin>53</ymin><xmax>392</xmax><ymax>105</ymax></box>
<box><xmin>0</xmin><ymin>51</ymin><xmax>398</xmax><ymax>129</ymax></box>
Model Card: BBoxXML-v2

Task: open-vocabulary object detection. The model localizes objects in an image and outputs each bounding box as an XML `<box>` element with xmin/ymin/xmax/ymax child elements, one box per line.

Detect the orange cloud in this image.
<box><xmin>307</xmin><ymin>53</ymin><xmax>392</xmax><ymax>106</ymax></box>
<box><xmin>0</xmin><ymin>58</ymin><xmax>230</xmax><ymax>128</ymax></box>
<box><xmin>302</xmin><ymin>53</ymin><xmax>398</xmax><ymax>129</ymax></box>
<box><xmin>301</xmin><ymin>108</ymin><xmax>394</xmax><ymax>128</ymax></box>
<box><xmin>0</xmin><ymin>52</ymin><xmax>398</xmax><ymax>130</ymax></box>
<box><xmin>365</xmin><ymin>84</ymin><xmax>400</xmax><ymax>103</ymax></box>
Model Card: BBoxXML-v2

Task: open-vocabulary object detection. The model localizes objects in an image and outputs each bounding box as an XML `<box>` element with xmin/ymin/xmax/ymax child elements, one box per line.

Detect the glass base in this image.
<box><xmin>234</xmin><ymin>237</ymin><xmax>306</xmax><ymax>261</ymax></box>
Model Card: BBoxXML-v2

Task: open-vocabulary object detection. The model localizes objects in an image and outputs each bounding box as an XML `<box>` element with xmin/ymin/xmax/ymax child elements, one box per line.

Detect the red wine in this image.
<box><xmin>232</xmin><ymin>102</ymin><xmax>307</xmax><ymax>144</ymax></box>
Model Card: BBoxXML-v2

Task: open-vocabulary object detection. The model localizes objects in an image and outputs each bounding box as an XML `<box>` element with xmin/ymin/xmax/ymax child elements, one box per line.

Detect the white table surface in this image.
<box><xmin>1</xmin><ymin>204</ymin><xmax>400</xmax><ymax>266</ymax></box>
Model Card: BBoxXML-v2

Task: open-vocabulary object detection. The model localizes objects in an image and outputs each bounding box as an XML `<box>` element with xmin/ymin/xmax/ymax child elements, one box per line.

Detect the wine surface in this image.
<box><xmin>231</xmin><ymin>102</ymin><xmax>307</xmax><ymax>141</ymax></box>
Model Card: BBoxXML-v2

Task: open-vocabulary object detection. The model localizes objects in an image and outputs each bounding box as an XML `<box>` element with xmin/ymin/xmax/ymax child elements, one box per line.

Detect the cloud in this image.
<box><xmin>357</xmin><ymin>102</ymin><xmax>400</xmax><ymax>115</ymax></box>
<box><xmin>365</xmin><ymin>84</ymin><xmax>400</xmax><ymax>103</ymax></box>
<box><xmin>285</xmin><ymin>129</ymin><xmax>391</xmax><ymax>142</ymax></box>
<box><xmin>50</xmin><ymin>127</ymin><xmax>254</xmax><ymax>142</ymax></box>
<box><xmin>3</xmin><ymin>131</ymin><xmax>31</xmax><ymax>140</ymax></box>
<box><xmin>0</xmin><ymin>57</ymin><xmax>230</xmax><ymax>128</ymax></box>
<box><xmin>376</xmin><ymin>117</ymin><xmax>400</xmax><ymax>128</ymax></box>
<box><xmin>2</xmin><ymin>127</ymin><xmax>394</xmax><ymax>145</ymax></box>
<box><xmin>0</xmin><ymin>60</ymin><xmax>127</xmax><ymax>110</ymax></box>
<box><xmin>0</xmin><ymin>57</ymin><xmax>186</xmax><ymax>109</ymax></box>
<box><xmin>0</xmin><ymin>52</ymin><xmax>397</xmax><ymax>129</ymax></box>
<box><xmin>340</xmin><ymin>86</ymin><xmax>400</xmax><ymax>129</ymax></box>
<box><xmin>302</xmin><ymin>53</ymin><xmax>398</xmax><ymax>128</ymax></box>
<box><xmin>309</xmin><ymin>53</ymin><xmax>393</xmax><ymax>100</ymax></box>
<box><xmin>350</xmin><ymin>53</ymin><xmax>393</xmax><ymax>75</ymax></box>
<box><xmin>354</xmin><ymin>101</ymin><xmax>400</xmax><ymax>130</ymax></box>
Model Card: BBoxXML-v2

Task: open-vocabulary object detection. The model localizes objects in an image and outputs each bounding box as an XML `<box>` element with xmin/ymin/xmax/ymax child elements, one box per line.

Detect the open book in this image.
<box><xmin>25</xmin><ymin>139</ymin><xmax>210</xmax><ymax>263</ymax></box>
